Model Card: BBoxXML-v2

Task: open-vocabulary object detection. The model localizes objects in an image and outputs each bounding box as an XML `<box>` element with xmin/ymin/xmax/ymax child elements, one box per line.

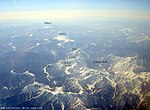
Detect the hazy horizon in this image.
<box><xmin>0</xmin><ymin>0</ymin><xmax>150</xmax><ymax>21</ymax></box>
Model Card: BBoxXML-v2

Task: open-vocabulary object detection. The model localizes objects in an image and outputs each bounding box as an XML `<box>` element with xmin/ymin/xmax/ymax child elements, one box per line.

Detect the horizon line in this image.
<box><xmin>0</xmin><ymin>10</ymin><xmax>150</xmax><ymax>21</ymax></box>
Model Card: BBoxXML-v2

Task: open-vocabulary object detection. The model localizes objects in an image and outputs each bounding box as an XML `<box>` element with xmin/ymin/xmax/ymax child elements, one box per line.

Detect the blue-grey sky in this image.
<box><xmin>0</xmin><ymin>0</ymin><xmax>150</xmax><ymax>20</ymax></box>
<box><xmin>0</xmin><ymin>0</ymin><xmax>150</xmax><ymax>12</ymax></box>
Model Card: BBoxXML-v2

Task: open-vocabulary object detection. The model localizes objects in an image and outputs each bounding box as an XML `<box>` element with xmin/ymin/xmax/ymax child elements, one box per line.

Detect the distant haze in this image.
<box><xmin>0</xmin><ymin>0</ymin><xmax>150</xmax><ymax>20</ymax></box>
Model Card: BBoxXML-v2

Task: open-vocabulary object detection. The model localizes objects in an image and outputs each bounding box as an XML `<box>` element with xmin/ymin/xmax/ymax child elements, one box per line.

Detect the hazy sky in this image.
<box><xmin>0</xmin><ymin>0</ymin><xmax>150</xmax><ymax>11</ymax></box>
<box><xmin>0</xmin><ymin>0</ymin><xmax>150</xmax><ymax>20</ymax></box>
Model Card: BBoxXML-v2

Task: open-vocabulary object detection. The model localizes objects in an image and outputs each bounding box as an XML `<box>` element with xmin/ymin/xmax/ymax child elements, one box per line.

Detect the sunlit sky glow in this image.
<box><xmin>0</xmin><ymin>0</ymin><xmax>150</xmax><ymax>20</ymax></box>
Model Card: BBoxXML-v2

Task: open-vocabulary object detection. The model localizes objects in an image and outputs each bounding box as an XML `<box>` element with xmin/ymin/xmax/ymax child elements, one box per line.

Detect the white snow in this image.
<box><xmin>54</xmin><ymin>36</ymin><xmax>74</xmax><ymax>43</ymax></box>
